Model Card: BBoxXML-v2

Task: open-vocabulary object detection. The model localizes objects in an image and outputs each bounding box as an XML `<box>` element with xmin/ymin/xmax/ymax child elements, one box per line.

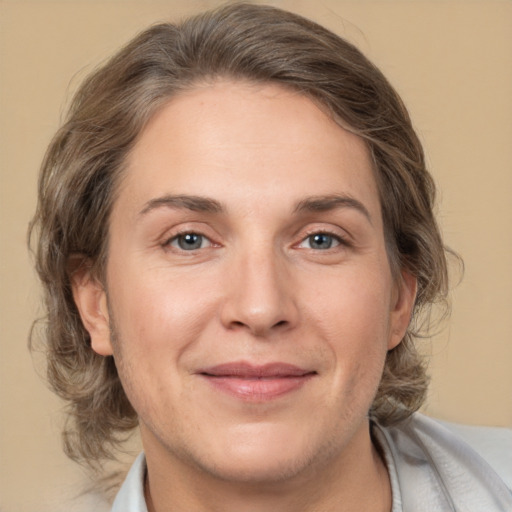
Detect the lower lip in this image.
<box><xmin>201</xmin><ymin>375</ymin><xmax>314</xmax><ymax>401</ymax></box>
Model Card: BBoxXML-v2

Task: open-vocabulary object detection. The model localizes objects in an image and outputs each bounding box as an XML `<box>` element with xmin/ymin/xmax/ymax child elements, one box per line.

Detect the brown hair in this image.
<box><xmin>29</xmin><ymin>2</ymin><xmax>450</xmax><ymax>468</ymax></box>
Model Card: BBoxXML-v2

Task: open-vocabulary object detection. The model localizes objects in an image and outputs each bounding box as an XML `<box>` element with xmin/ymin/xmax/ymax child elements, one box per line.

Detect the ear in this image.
<box><xmin>388</xmin><ymin>270</ymin><xmax>417</xmax><ymax>350</ymax></box>
<box><xmin>70</xmin><ymin>258</ymin><xmax>113</xmax><ymax>356</ymax></box>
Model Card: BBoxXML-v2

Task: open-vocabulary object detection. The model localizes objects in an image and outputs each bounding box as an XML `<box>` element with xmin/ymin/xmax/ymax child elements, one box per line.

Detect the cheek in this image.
<box><xmin>310</xmin><ymin>267</ymin><xmax>393</xmax><ymax>344</ymax></box>
<box><xmin>106</xmin><ymin>270</ymin><xmax>210</xmax><ymax>418</ymax></box>
<box><xmin>108</xmin><ymin>261</ymin><xmax>217</xmax><ymax>350</ymax></box>
<box><xmin>308</xmin><ymin>266</ymin><xmax>393</xmax><ymax>387</ymax></box>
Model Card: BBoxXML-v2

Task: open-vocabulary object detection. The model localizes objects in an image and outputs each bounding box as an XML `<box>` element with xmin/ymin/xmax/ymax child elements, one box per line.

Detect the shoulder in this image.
<box><xmin>437</xmin><ymin>416</ymin><xmax>512</xmax><ymax>489</ymax></box>
<box><xmin>373</xmin><ymin>413</ymin><xmax>512</xmax><ymax>511</ymax></box>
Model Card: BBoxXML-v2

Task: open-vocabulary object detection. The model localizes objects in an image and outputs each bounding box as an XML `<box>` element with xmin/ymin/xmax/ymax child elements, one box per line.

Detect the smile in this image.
<box><xmin>196</xmin><ymin>362</ymin><xmax>317</xmax><ymax>401</ymax></box>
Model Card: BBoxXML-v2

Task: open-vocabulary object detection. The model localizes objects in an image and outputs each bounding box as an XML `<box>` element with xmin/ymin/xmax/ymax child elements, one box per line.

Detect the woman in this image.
<box><xmin>30</xmin><ymin>4</ymin><xmax>512</xmax><ymax>511</ymax></box>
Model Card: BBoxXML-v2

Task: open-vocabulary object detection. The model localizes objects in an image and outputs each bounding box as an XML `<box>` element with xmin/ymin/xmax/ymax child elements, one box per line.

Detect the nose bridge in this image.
<box><xmin>221</xmin><ymin>239</ymin><xmax>297</xmax><ymax>336</ymax></box>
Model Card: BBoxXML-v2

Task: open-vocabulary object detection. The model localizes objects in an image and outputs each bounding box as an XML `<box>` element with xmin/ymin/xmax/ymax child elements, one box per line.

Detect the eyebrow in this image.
<box><xmin>139</xmin><ymin>193</ymin><xmax>372</xmax><ymax>223</ymax></box>
<box><xmin>139</xmin><ymin>194</ymin><xmax>224</xmax><ymax>216</ymax></box>
<box><xmin>294</xmin><ymin>194</ymin><xmax>372</xmax><ymax>223</ymax></box>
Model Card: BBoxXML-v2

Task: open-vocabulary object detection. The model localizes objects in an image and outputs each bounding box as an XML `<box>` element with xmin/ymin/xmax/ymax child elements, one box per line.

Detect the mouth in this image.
<box><xmin>196</xmin><ymin>362</ymin><xmax>317</xmax><ymax>401</ymax></box>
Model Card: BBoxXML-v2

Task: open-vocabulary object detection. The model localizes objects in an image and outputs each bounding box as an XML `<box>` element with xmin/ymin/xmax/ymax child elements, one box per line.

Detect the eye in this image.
<box><xmin>168</xmin><ymin>232</ymin><xmax>211</xmax><ymax>251</ymax></box>
<box><xmin>299</xmin><ymin>232</ymin><xmax>341</xmax><ymax>250</ymax></box>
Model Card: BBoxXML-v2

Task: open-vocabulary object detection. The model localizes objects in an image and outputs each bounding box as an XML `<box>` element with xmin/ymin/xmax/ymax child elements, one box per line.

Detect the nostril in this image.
<box><xmin>227</xmin><ymin>318</ymin><xmax>289</xmax><ymax>334</ymax></box>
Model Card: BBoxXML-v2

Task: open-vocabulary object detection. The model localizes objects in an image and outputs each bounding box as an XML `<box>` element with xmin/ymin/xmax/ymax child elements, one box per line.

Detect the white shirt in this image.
<box><xmin>111</xmin><ymin>413</ymin><xmax>512</xmax><ymax>511</ymax></box>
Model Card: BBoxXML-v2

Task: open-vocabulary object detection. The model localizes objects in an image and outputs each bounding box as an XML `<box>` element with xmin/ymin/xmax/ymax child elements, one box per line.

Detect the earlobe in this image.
<box><xmin>70</xmin><ymin>258</ymin><xmax>113</xmax><ymax>356</ymax></box>
<box><xmin>388</xmin><ymin>270</ymin><xmax>417</xmax><ymax>350</ymax></box>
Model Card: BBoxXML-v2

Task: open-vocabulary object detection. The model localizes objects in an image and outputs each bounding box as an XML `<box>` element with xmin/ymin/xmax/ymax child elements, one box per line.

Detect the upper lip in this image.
<box><xmin>196</xmin><ymin>362</ymin><xmax>316</xmax><ymax>378</ymax></box>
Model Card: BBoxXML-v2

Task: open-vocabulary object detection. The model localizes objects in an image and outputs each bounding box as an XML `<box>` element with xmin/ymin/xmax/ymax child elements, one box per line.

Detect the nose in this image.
<box><xmin>220</xmin><ymin>247</ymin><xmax>299</xmax><ymax>337</ymax></box>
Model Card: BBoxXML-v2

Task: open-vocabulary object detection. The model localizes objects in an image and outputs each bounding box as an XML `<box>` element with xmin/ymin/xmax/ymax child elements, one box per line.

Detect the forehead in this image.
<box><xmin>116</xmin><ymin>80</ymin><xmax>381</xmax><ymax>222</ymax></box>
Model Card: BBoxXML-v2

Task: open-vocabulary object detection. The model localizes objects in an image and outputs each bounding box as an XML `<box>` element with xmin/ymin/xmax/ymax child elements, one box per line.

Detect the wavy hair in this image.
<box><xmin>29</xmin><ymin>2</ymin><xmax>451</xmax><ymax>467</ymax></box>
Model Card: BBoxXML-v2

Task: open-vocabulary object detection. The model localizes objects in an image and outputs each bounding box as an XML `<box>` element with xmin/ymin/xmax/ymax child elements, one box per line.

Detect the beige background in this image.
<box><xmin>1</xmin><ymin>0</ymin><xmax>511</xmax><ymax>510</ymax></box>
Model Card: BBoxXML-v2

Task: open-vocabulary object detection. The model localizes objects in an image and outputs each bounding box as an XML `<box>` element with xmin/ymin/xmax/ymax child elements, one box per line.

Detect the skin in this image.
<box><xmin>73</xmin><ymin>81</ymin><xmax>416</xmax><ymax>512</ymax></box>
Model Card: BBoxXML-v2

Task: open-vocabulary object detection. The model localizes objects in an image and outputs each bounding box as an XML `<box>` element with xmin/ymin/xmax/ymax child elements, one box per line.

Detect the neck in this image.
<box><xmin>143</xmin><ymin>422</ymin><xmax>391</xmax><ymax>512</ymax></box>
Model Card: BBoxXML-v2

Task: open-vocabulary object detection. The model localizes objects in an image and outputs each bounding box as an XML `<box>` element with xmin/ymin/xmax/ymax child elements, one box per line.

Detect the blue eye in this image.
<box><xmin>170</xmin><ymin>233</ymin><xmax>209</xmax><ymax>251</ymax></box>
<box><xmin>300</xmin><ymin>233</ymin><xmax>341</xmax><ymax>250</ymax></box>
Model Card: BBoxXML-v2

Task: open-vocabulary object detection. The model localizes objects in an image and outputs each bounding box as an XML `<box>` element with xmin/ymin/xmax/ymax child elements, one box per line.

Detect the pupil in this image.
<box><xmin>179</xmin><ymin>233</ymin><xmax>201</xmax><ymax>250</ymax></box>
<box><xmin>311</xmin><ymin>234</ymin><xmax>331</xmax><ymax>249</ymax></box>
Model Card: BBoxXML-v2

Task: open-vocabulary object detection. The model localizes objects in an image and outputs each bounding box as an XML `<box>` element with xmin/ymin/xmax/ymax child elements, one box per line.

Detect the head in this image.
<box><xmin>30</xmin><ymin>3</ymin><xmax>448</xmax><ymax>469</ymax></box>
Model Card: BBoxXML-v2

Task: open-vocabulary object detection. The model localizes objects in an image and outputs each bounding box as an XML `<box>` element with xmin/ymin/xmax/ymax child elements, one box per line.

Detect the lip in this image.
<box><xmin>196</xmin><ymin>362</ymin><xmax>317</xmax><ymax>401</ymax></box>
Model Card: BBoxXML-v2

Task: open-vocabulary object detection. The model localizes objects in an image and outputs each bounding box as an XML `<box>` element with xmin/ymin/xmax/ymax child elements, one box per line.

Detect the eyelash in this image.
<box><xmin>164</xmin><ymin>231</ymin><xmax>214</xmax><ymax>252</ymax></box>
<box><xmin>163</xmin><ymin>228</ymin><xmax>349</xmax><ymax>253</ymax></box>
<box><xmin>296</xmin><ymin>230</ymin><xmax>350</xmax><ymax>251</ymax></box>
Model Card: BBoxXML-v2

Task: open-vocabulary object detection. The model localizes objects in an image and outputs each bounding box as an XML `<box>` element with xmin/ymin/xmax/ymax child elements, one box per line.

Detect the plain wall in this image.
<box><xmin>1</xmin><ymin>1</ymin><xmax>511</xmax><ymax>510</ymax></box>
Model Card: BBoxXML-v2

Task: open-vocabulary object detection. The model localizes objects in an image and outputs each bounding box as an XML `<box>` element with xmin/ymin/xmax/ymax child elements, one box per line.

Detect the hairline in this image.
<box><xmin>92</xmin><ymin>78</ymin><xmax>404</xmax><ymax>289</ymax></box>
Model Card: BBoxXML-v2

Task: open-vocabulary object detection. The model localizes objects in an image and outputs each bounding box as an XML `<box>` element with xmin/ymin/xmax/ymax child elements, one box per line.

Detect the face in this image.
<box><xmin>74</xmin><ymin>81</ymin><xmax>415</xmax><ymax>484</ymax></box>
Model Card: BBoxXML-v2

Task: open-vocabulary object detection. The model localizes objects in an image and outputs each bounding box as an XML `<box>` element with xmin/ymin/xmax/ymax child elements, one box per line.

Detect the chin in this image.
<box><xmin>193</xmin><ymin>423</ymin><xmax>330</xmax><ymax>485</ymax></box>
<box><xmin>203</xmin><ymin>452</ymin><xmax>315</xmax><ymax>485</ymax></box>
